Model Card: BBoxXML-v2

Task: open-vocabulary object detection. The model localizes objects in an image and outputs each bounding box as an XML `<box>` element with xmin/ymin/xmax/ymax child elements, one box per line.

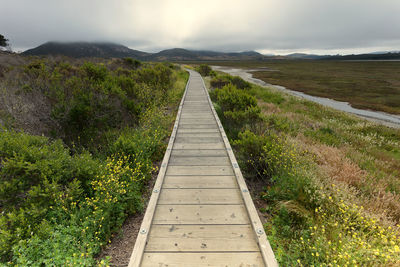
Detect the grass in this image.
<box><xmin>205</xmin><ymin>69</ymin><xmax>400</xmax><ymax>266</ymax></box>
<box><xmin>208</xmin><ymin>60</ymin><xmax>400</xmax><ymax>114</ymax></box>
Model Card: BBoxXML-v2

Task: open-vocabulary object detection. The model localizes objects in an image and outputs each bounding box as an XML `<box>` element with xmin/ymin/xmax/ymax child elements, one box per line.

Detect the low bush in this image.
<box><xmin>210</xmin><ymin>84</ymin><xmax>261</xmax><ymax>137</ymax></box>
<box><xmin>233</xmin><ymin>130</ymin><xmax>300</xmax><ymax>181</ymax></box>
<box><xmin>196</xmin><ymin>64</ymin><xmax>212</xmax><ymax>76</ymax></box>
<box><xmin>210</xmin><ymin>74</ymin><xmax>251</xmax><ymax>90</ymax></box>
<box><xmin>123</xmin><ymin>58</ymin><xmax>141</xmax><ymax>69</ymax></box>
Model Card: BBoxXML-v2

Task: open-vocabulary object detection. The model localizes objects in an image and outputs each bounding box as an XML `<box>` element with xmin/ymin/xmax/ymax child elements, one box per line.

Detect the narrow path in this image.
<box><xmin>128</xmin><ymin>70</ymin><xmax>277</xmax><ymax>267</ymax></box>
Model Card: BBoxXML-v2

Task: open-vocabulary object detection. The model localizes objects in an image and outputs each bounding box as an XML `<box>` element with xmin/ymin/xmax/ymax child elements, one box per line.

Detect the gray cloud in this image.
<box><xmin>1</xmin><ymin>0</ymin><xmax>400</xmax><ymax>54</ymax></box>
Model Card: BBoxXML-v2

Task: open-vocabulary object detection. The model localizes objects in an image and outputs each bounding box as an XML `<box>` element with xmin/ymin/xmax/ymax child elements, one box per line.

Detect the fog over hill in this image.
<box><xmin>23</xmin><ymin>42</ymin><xmax>264</xmax><ymax>61</ymax></box>
<box><xmin>22</xmin><ymin>41</ymin><xmax>400</xmax><ymax>61</ymax></box>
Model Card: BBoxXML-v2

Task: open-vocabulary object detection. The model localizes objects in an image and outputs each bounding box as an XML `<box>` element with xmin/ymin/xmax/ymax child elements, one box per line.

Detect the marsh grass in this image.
<box><xmin>208</xmin><ymin>60</ymin><xmax>400</xmax><ymax>114</ymax></box>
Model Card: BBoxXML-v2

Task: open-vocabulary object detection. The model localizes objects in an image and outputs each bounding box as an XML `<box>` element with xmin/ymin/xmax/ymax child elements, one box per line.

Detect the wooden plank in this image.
<box><xmin>166</xmin><ymin>166</ymin><xmax>234</xmax><ymax>176</ymax></box>
<box><xmin>176</xmin><ymin>132</ymin><xmax>221</xmax><ymax>138</ymax></box>
<box><xmin>180</xmin><ymin>117</ymin><xmax>215</xmax><ymax>120</ymax></box>
<box><xmin>182</xmin><ymin>104</ymin><xmax>209</xmax><ymax>106</ymax></box>
<box><xmin>152</xmin><ymin>205</ymin><xmax>249</xmax><ymax>224</ymax></box>
<box><xmin>141</xmin><ymin>252</ymin><xmax>264</xmax><ymax>266</ymax></box>
<box><xmin>180</xmin><ymin>113</ymin><xmax>214</xmax><ymax>117</ymax></box>
<box><xmin>158</xmin><ymin>189</ymin><xmax>242</xmax><ymax>204</ymax></box>
<box><xmin>181</xmin><ymin>111</ymin><xmax>212</xmax><ymax>114</ymax></box>
<box><xmin>180</xmin><ymin>116</ymin><xmax>215</xmax><ymax>120</ymax></box>
<box><xmin>183</xmin><ymin>103</ymin><xmax>209</xmax><ymax>105</ymax></box>
<box><xmin>181</xmin><ymin>109</ymin><xmax>211</xmax><ymax>113</ymax></box>
<box><xmin>183</xmin><ymin>105</ymin><xmax>209</xmax><ymax>108</ymax></box>
<box><xmin>145</xmin><ymin>225</ymin><xmax>258</xmax><ymax>252</ymax></box>
<box><xmin>173</xmin><ymin>143</ymin><xmax>225</xmax><ymax>150</ymax></box>
<box><xmin>180</xmin><ymin>119</ymin><xmax>216</xmax><ymax>125</ymax></box>
<box><xmin>171</xmin><ymin>149</ymin><xmax>227</xmax><ymax>157</ymax></box>
<box><xmin>184</xmin><ymin>101</ymin><xmax>209</xmax><ymax>103</ymax></box>
<box><xmin>177</xmin><ymin>128</ymin><xmax>220</xmax><ymax>133</ymax></box>
<box><xmin>163</xmin><ymin>175</ymin><xmax>237</xmax><ymax>189</ymax></box>
<box><xmin>174</xmin><ymin>137</ymin><xmax>222</xmax><ymax>143</ymax></box>
<box><xmin>178</xmin><ymin>124</ymin><xmax>217</xmax><ymax>129</ymax></box>
<box><xmin>184</xmin><ymin>99</ymin><xmax>208</xmax><ymax>102</ymax></box>
<box><xmin>169</xmin><ymin>156</ymin><xmax>230</xmax><ymax>166</ymax></box>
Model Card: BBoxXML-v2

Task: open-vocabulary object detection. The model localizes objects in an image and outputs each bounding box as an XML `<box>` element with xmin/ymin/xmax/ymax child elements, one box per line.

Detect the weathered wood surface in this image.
<box><xmin>128</xmin><ymin>70</ymin><xmax>277</xmax><ymax>267</ymax></box>
<box><xmin>141</xmin><ymin>252</ymin><xmax>264</xmax><ymax>266</ymax></box>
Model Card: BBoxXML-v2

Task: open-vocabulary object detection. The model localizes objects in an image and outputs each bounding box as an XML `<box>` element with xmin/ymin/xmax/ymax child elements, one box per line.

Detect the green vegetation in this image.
<box><xmin>195</xmin><ymin>64</ymin><xmax>213</xmax><ymax>77</ymax></box>
<box><xmin>208</xmin><ymin>71</ymin><xmax>400</xmax><ymax>266</ymax></box>
<box><xmin>0</xmin><ymin>57</ymin><xmax>188</xmax><ymax>265</ymax></box>
<box><xmin>211</xmin><ymin>60</ymin><xmax>400</xmax><ymax>114</ymax></box>
<box><xmin>210</xmin><ymin>74</ymin><xmax>251</xmax><ymax>90</ymax></box>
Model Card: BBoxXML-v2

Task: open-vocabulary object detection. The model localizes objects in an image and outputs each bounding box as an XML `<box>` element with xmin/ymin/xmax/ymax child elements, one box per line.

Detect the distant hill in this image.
<box><xmin>286</xmin><ymin>53</ymin><xmax>328</xmax><ymax>60</ymax></box>
<box><xmin>324</xmin><ymin>52</ymin><xmax>400</xmax><ymax>60</ymax></box>
<box><xmin>148</xmin><ymin>48</ymin><xmax>264</xmax><ymax>61</ymax></box>
<box><xmin>284</xmin><ymin>52</ymin><xmax>400</xmax><ymax>60</ymax></box>
<box><xmin>23</xmin><ymin>42</ymin><xmax>264</xmax><ymax>61</ymax></box>
<box><xmin>23</xmin><ymin>42</ymin><xmax>149</xmax><ymax>58</ymax></box>
<box><xmin>22</xmin><ymin>42</ymin><xmax>400</xmax><ymax>61</ymax></box>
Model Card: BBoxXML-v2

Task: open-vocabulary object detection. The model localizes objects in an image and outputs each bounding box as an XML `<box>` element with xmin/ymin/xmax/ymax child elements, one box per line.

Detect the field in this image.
<box><xmin>203</xmin><ymin>67</ymin><xmax>400</xmax><ymax>266</ymax></box>
<box><xmin>208</xmin><ymin>60</ymin><xmax>400</xmax><ymax>114</ymax></box>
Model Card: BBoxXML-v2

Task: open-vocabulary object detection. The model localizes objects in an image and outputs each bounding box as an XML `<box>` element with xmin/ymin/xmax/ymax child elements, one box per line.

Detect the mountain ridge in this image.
<box><xmin>23</xmin><ymin>42</ymin><xmax>264</xmax><ymax>61</ymax></box>
<box><xmin>22</xmin><ymin>41</ymin><xmax>400</xmax><ymax>61</ymax></box>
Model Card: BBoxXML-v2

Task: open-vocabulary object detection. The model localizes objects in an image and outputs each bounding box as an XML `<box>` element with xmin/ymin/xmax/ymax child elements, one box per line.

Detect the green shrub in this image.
<box><xmin>82</xmin><ymin>62</ymin><xmax>107</xmax><ymax>82</ymax></box>
<box><xmin>0</xmin><ymin>130</ymin><xmax>102</xmax><ymax>261</ymax></box>
<box><xmin>196</xmin><ymin>64</ymin><xmax>212</xmax><ymax>76</ymax></box>
<box><xmin>135</xmin><ymin>63</ymin><xmax>173</xmax><ymax>94</ymax></box>
<box><xmin>210</xmin><ymin>84</ymin><xmax>261</xmax><ymax>137</ymax></box>
<box><xmin>233</xmin><ymin>130</ymin><xmax>299</xmax><ymax>181</ymax></box>
<box><xmin>123</xmin><ymin>58</ymin><xmax>141</xmax><ymax>69</ymax></box>
<box><xmin>210</xmin><ymin>74</ymin><xmax>251</xmax><ymax>90</ymax></box>
<box><xmin>230</xmin><ymin>76</ymin><xmax>251</xmax><ymax>90</ymax></box>
<box><xmin>23</xmin><ymin>60</ymin><xmax>47</xmax><ymax>78</ymax></box>
<box><xmin>265</xmin><ymin>114</ymin><xmax>293</xmax><ymax>133</ymax></box>
<box><xmin>210</xmin><ymin>75</ymin><xmax>231</xmax><ymax>89</ymax></box>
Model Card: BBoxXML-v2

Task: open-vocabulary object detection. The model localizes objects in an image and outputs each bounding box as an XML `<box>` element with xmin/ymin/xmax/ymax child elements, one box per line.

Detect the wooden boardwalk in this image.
<box><xmin>128</xmin><ymin>70</ymin><xmax>277</xmax><ymax>267</ymax></box>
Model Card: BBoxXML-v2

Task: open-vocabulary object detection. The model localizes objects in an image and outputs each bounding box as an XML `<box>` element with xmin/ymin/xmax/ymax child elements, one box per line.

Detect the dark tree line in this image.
<box><xmin>0</xmin><ymin>34</ymin><xmax>9</xmax><ymax>48</ymax></box>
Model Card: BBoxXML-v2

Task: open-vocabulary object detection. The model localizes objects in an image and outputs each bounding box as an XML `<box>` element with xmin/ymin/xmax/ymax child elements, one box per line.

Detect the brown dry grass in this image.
<box><xmin>296</xmin><ymin>138</ymin><xmax>400</xmax><ymax>226</ymax></box>
<box><xmin>259</xmin><ymin>101</ymin><xmax>281</xmax><ymax>114</ymax></box>
<box><xmin>309</xmin><ymin>144</ymin><xmax>366</xmax><ymax>187</ymax></box>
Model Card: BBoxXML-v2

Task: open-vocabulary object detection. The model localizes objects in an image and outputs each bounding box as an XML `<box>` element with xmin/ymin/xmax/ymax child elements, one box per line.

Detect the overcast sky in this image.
<box><xmin>1</xmin><ymin>0</ymin><xmax>400</xmax><ymax>55</ymax></box>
